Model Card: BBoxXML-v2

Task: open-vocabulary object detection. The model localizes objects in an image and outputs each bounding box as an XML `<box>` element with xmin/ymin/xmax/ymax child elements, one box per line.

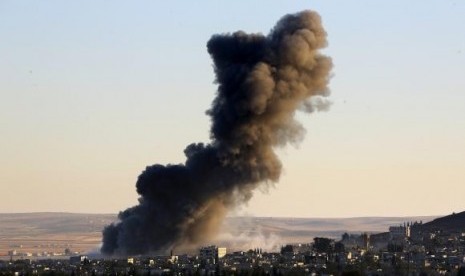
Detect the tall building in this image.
<box><xmin>199</xmin><ymin>245</ymin><xmax>227</xmax><ymax>264</ymax></box>
<box><xmin>389</xmin><ymin>224</ymin><xmax>410</xmax><ymax>240</ymax></box>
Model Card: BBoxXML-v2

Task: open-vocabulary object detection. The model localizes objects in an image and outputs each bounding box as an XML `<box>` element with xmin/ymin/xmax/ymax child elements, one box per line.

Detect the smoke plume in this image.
<box><xmin>101</xmin><ymin>10</ymin><xmax>332</xmax><ymax>256</ymax></box>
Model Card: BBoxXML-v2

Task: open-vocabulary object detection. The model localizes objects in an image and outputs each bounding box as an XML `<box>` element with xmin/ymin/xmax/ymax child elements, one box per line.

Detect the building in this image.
<box><xmin>69</xmin><ymin>255</ymin><xmax>88</xmax><ymax>265</ymax></box>
<box><xmin>389</xmin><ymin>224</ymin><xmax>410</xmax><ymax>240</ymax></box>
<box><xmin>199</xmin><ymin>246</ymin><xmax>227</xmax><ymax>264</ymax></box>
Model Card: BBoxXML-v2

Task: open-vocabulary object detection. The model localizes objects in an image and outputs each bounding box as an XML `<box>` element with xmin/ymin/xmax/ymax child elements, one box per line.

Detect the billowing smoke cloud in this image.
<box><xmin>101</xmin><ymin>10</ymin><xmax>332</xmax><ymax>256</ymax></box>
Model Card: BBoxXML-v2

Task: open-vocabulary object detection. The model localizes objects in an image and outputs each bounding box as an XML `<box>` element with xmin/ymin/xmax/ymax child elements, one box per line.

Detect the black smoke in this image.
<box><xmin>101</xmin><ymin>10</ymin><xmax>332</xmax><ymax>256</ymax></box>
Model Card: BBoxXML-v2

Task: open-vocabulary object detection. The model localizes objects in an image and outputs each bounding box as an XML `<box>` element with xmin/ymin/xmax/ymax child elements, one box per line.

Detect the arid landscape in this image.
<box><xmin>0</xmin><ymin>213</ymin><xmax>438</xmax><ymax>258</ymax></box>
<box><xmin>0</xmin><ymin>213</ymin><xmax>114</xmax><ymax>259</ymax></box>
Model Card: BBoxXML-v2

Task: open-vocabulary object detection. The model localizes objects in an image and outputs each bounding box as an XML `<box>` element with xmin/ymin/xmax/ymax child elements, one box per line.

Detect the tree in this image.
<box><xmin>334</xmin><ymin>241</ymin><xmax>345</xmax><ymax>253</ymax></box>
<box><xmin>280</xmin><ymin>244</ymin><xmax>294</xmax><ymax>254</ymax></box>
<box><xmin>387</xmin><ymin>243</ymin><xmax>403</xmax><ymax>253</ymax></box>
<box><xmin>313</xmin><ymin>237</ymin><xmax>333</xmax><ymax>253</ymax></box>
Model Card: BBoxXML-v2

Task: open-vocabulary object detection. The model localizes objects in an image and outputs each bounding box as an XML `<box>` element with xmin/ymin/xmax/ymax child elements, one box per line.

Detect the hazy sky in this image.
<box><xmin>1</xmin><ymin>0</ymin><xmax>464</xmax><ymax>217</ymax></box>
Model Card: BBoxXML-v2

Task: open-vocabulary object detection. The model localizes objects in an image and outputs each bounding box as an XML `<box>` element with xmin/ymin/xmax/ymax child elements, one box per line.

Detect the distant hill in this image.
<box><xmin>0</xmin><ymin>213</ymin><xmax>439</xmax><ymax>256</ymax></box>
<box><xmin>0</xmin><ymin>212</ymin><xmax>116</xmax><ymax>236</ymax></box>
<box><xmin>421</xmin><ymin>211</ymin><xmax>465</xmax><ymax>232</ymax></box>
<box><xmin>0</xmin><ymin>213</ymin><xmax>116</xmax><ymax>258</ymax></box>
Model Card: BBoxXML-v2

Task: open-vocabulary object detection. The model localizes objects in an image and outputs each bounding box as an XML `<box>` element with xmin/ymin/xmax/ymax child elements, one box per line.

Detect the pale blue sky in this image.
<box><xmin>1</xmin><ymin>0</ymin><xmax>464</xmax><ymax>217</ymax></box>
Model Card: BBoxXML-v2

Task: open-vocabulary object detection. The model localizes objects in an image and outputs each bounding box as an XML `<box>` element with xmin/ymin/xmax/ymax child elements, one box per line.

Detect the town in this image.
<box><xmin>2</xmin><ymin>214</ymin><xmax>465</xmax><ymax>276</ymax></box>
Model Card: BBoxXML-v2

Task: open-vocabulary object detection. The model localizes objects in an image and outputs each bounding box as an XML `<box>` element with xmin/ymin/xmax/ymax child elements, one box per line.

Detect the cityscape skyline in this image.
<box><xmin>2</xmin><ymin>211</ymin><xmax>465</xmax><ymax>275</ymax></box>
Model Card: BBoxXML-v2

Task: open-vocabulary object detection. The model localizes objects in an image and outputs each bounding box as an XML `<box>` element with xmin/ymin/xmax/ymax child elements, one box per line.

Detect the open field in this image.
<box><xmin>0</xmin><ymin>213</ymin><xmax>437</xmax><ymax>257</ymax></box>
<box><xmin>0</xmin><ymin>213</ymin><xmax>114</xmax><ymax>258</ymax></box>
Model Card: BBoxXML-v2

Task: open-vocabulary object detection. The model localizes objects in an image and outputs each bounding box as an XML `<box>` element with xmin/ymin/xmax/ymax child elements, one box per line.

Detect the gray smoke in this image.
<box><xmin>101</xmin><ymin>10</ymin><xmax>332</xmax><ymax>256</ymax></box>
